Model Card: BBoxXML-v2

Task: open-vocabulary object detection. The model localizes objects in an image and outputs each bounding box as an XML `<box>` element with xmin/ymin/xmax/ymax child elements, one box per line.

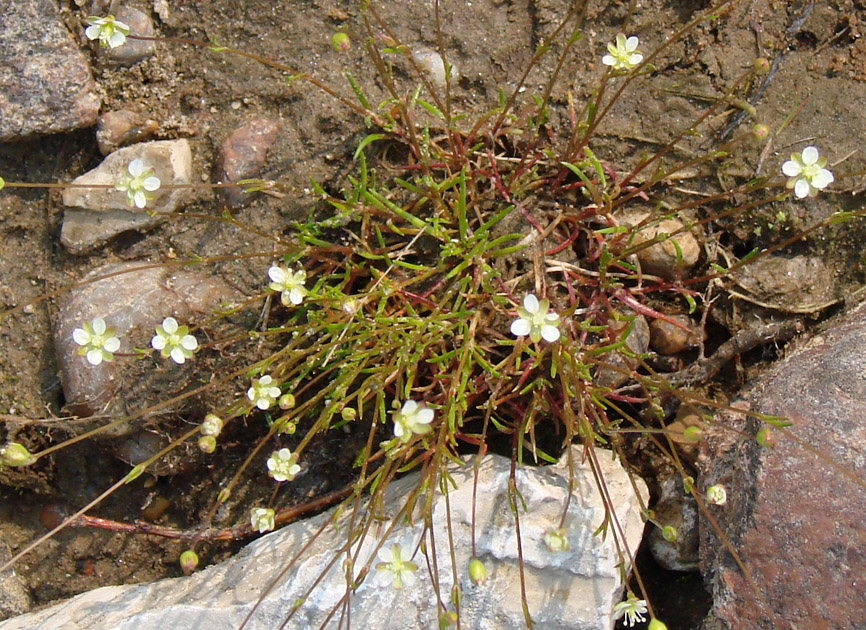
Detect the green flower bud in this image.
<box><xmin>754</xmin><ymin>57</ymin><xmax>770</xmax><ymax>72</ymax></box>
<box><xmin>279</xmin><ymin>393</ymin><xmax>296</xmax><ymax>410</ymax></box>
<box><xmin>683</xmin><ymin>425</ymin><xmax>703</xmax><ymax>443</ymax></box>
<box><xmin>179</xmin><ymin>549</ymin><xmax>199</xmax><ymax>574</ymax></box>
<box><xmin>1</xmin><ymin>442</ymin><xmax>34</xmax><ymax>467</ymax></box>
<box><xmin>198</xmin><ymin>435</ymin><xmax>217</xmax><ymax>453</ymax></box>
<box><xmin>662</xmin><ymin>525</ymin><xmax>678</xmax><ymax>542</ymax></box>
<box><xmin>468</xmin><ymin>557</ymin><xmax>487</xmax><ymax>585</ymax></box>
<box><xmin>756</xmin><ymin>426</ymin><xmax>775</xmax><ymax>448</ymax></box>
<box><xmin>648</xmin><ymin>619</ymin><xmax>669</xmax><ymax>630</ymax></box>
<box><xmin>331</xmin><ymin>32</ymin><xmax>351</xmax><ymax>52</ymax></box>
<box><xmin>341</xmin><ymin>407</ymin><xmax>357</xmax><ymax>422</ymax></box>
<box><xmin>752</xmin><ymin>124</ymin><xmax>770</xmax><ymax>141</ymax></box>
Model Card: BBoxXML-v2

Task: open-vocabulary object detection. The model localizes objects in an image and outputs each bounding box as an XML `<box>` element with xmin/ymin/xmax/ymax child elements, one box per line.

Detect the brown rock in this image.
<box><xmin>697</xmin><ymin>301</ymin><xmax>866</xmax><ymax>629</ymax></box>
<box><xmin>650</xmin><ymin>314</ymin><xmax>702</xmax><ymax>355</ymax></box>
<box><xmin>96</xmin><ymin>110</ymin><xmax>159</xmax><ymax>155</ymax></box>
<box><xmin>214</xmin><ymin>118</ymin><xmax>280</xmax><ymax>208</ymax></box>
<box><xmin>0</xmin><ymin>0</ymin><xmax>100</xmax><ymax>141</ymax></box>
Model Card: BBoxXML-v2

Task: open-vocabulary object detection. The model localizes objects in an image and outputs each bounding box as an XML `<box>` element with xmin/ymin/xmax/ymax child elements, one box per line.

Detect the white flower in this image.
<box><xmin>247</xmin><ymin>375</ymin><xmax>281</xmax><ymax>410</ymax></box>
<box><xmin>602</xmin><ymin>34</ymin><xmax>643</xmax><ymax>71</ymax></box>
<box><xmin>250</xmin><ymin>507</ymin><xmax>275</xmax><ymax>533</ymax></box>
<box><xmin>510</xmin><ymin>294</ymin><xmax>561</xmax><ymax>343</ymax></box>
<box><xmin>85</xmin><ymin>15</ymin><xmax>130</xmax><ymax>49</ymax></box>
<box><xmin>393</xmin><ymin>399</ymin><xmax>434</xmax><ymax>443</ymax></box>
<box><xmin>706</xmin><ymin>483</ymin><xmax>728</xmax><ymax>506</ymax></box>
<box><xmin>266</xmin><ymin>448</ymin><xmax>301</xmax><ymax>482</ymax></box>
<box><xmin>151</xmin><ymin>317</ymin><xmax>198</xmax><ymax>364</ymax></box>
<box><xmin>268</xmin><ymin>265</ymin><xmax>307</xmax><ymax>306</ymax></box>
<box><xmin>613</xmin><ymin>594</ymin><xmax>649</xmax><ymax>627</ymax></box>
<box><xmin>374</xmin><ymin>543</ymin><xmax>418</xmax><ymax>589</ymax></box>
<box><xmin>72</xmin><ymin>317</ymin><xmax>121</xmax><ymax>366</ymax></box>
<box><xmin>543</xmin><ymin>528</ymin><xmax>571</xmax><ymax>552</ymax></box>
<box><xmin>115</xmin><ymin>159</ymin><xmax>161</xmax><ymax>209</ymax></box>
<box><xmin>781</xmin><ymin>146</ymin><xmax>834</xmax><ymax>198</ymax></box>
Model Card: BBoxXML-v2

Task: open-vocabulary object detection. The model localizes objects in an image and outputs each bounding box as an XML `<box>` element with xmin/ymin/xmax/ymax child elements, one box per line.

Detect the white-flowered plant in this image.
<box><xmin>543</xmin><ymin>527</ymin><xmax>571</xmax><ymax>552</ymax></box>
<box><xmin>85</xmin><ymin>15</ymin><xmax>130</xmax><ymax>49</ymax></box>
<box><xmin>268</xmin><ymin>265</ymin><xmax>307</xmax><ymax>306</ymax></box>
<box><xmin>781</xmin><ymin>146</ymin><xmax>834</xmax><ymax>198</ymax></box>
<box><xmin>72</xmin><ymin>317</ymin><xmax>121</xmax><ymax>366</ymax></box>
<box><xmin>373</xmin><ymin>543</ymin><xmax>418</xmax><ymax>589</ymax></box>
<box><xmin>266</xmin><ymin>448</ymin><xmax>301</xmax><ymax>482</ymax></box>
<box><xmin>200</xmin><ymin>414</ymin><xmax>224</xmax><ymax>437</ymax></box>
<box><xmin>510</xmin><ymin>294</ymin><xmax>561</xmax><ymax>343</ymax></box>
<box><xmin>706</xmin><ymin>483</ymin><xmax>728</xmax><ymax>506</ymax></box>
<box><xmin>602</xmin><ymin>34</ymin><xmax>643</xmax><ymax>71</ymax></box>
<box><xmin>151</xmin><ymin>317</ymin><xmax>198</xmax><ymax>364</ymax></box>
<box><xmin>115</xmin><ymin>159</ymin><xmax>161</xmax><ymax>209</ymax></box>
<box><xmin>247</xmin><ymin>375</ymin><xmax>281</xmax><ymax>410</ymax></box>
<box><xmin>250</xmin><ymin>507</ymin><xmax>276</xmax><ymax>533</ymax></box>
<box><xmin>613</xmin><ymin>594</ymin><xmax>649</xmax><ymax>627</ymax></box>
<box><xmin>392</xmin><ymin>399</ymin><xmax>434</xmax><ymax>443</ymax></box>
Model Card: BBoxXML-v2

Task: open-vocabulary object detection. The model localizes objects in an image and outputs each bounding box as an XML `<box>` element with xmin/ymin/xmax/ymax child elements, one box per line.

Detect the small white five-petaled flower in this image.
<box><xmin>374</xmin><ymin>543</ymin><xmax>418</xmax><ymax>589</ymax></box>
<box><xmin>250</xmin><ymin>507</ymin><xmax>276</xmax><ymax>533</ymax></box>
<box><xmin>266</xmin><ymin>448</ymin><xmax>301</xmax><ymax>482</ymax></box>
<box><xmin>248</xmin><ymin>375</ymin><xmax>282</xmax><ymax>410</ymax></box>
<box><xmin>613</xmin><ymin>594</ymin><xmax>649</xmax><ymax>627</ymax></box>
<box><xmin>781</xmin><ymin>146</ymin><xmax>834</xmax><ymax>198</ymax></box>
<box><xmin>602</xmin><ymin>34</ymin><xmax>644</xmax><ymax>71</ymax></box>
<box><xmin>393</xmin><ymin>399</ymin><xmax>434</xmax><ymax>443</ymax></box>
<box><xmin>85</xmin><ymin>15</ymin><xmax>130</xmax><ymax>49</ymax></box>
<box><xmin>268</xmin><ymin>265</ymin><xmax>307</xmax><ymax>306</ymax></box>
<box><xmin>151</xmin><ymin>317</ymin><xmax>198</xmax><ymax>364</ymax></box>
<box><xmin>72</xmin><ymin>317</ymin><xmax>121</xmax><ymax>366</ymax></box>
<box><xmin>510</xmin><ymin>294</ymin><xmax>561</xmax><ymax>343</ymax></box>
<box><xmin>115</xmin><ymin>159</ymin><xmax>161</xmax><ymax>209</ymax></box>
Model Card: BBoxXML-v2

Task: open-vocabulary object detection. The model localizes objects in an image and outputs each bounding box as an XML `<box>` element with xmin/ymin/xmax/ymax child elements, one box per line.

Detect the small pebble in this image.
<box><xmin>214</xmin><ymin>118</ymin><xmax>279</xmax><ymax>208</ymax></box>
<box><xmin>96</xmin><ymin>110</ymin><xmax>159</xmax><ymax>155</ymax></box>
<box><xmin>650</xmin><ymin>315</ymin><xmax>701</xmax><ymax>355</ymax></box>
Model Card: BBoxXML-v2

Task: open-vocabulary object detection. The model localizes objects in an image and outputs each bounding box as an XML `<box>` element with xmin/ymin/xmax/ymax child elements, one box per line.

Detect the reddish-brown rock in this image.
<box><xmin>697</xmin><ymin>301</ymin><xmax>866</xmax><ymax>630</ymax></box>
<box><xmin>214</xmin><ymin>118</ymin><xmax>279</xmax><ymax>208</ymax></box>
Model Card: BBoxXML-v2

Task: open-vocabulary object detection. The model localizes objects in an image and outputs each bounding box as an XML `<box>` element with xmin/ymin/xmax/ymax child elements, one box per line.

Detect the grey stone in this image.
<box><xmin>0</xmin><ymin>446</ymin><xmax>647</xmax><ymax>630</ymax></box>
<box><xmin>61</xmin><ymin>140</ymin><xmax>193</xmax><ymax>253</ymax></box>
<box><xmin>697</xmin><ymin>300</ymin><xmax>866</xmax><ymax>629</ymax></box>
<box><xmin>0</xmin><ymin>0</ymin><xmax>100</xmax><ymax>141</ymax></box>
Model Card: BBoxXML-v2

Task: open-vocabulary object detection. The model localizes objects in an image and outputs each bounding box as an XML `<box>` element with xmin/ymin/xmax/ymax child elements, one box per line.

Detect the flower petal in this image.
<box><xmin>801</xmin><ymin>146</ymin><xmax>819</xmax><ymax>164</ymax></box>
<box><xmin>793</xmin><ymin>178</ymin><xmax>811</xmax><ymax>199</ymax></box>
<box><xmin>511</xmin><ymin>318</ymin><xmax>531</xmax><ymax>337</ymax></box>
<box><xmin>72</xmin><ymin>328</ymin><xmax>89</xmax><ymax>345</ymax></box>
<box><xmin>92</xmin><ymin>318</ymin><xmax>107</xmax><ymax>335</ymax></box>
<box><xmin>103</xmin><ymin>337</ymin><xmax>120</xmax><ymax>352</ymax></box>
<box><xmin>541</xmin><ymin>325</ymin><xmax>561</xmax><ymax>343</ymax></box>
<box><xmin>625</xmin><ymin>36</ymin><xmax>639</xmax><ymax>51</ymax></box>
<box><xmin>181</xmin><ymin>335</ymin><xmax>198</xmax><ymax>350</ymax></box>
<box><xmin>522</xmin><ymin>293</ymin><xmax>539</xmax><ymax>313</ymax></box>
<box><xmin>86</xmin><ymin>349</ymin><xmax>104</xmax><ymax>365</ymax></box>
<box><xmin>781</xmin><ymin>160</ymin><xmax>801</xmax><ymax>177</ymax></box>
<box><xmin>812</xmin><ymin>168</ymin><xmax>834</xmax><ymax>189</ymax></box>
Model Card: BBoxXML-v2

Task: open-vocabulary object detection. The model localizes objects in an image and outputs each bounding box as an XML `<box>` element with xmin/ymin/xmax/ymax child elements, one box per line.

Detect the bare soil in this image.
<box><xmin>1</xmin><ymin>1</ymin><xmax>865</xmax><ymax>628</ymax></box>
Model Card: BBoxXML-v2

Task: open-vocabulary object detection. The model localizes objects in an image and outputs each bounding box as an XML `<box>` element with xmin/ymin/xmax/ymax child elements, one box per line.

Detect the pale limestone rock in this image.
<box><xmin>0</xmin><ymin>447</ymin><xmax>647</xmax><ymax>630</ymax></box>
<box><xmin>61</xmin><ymin>140</ymin><xmax>193</xmax><ymax>253</ymax></box>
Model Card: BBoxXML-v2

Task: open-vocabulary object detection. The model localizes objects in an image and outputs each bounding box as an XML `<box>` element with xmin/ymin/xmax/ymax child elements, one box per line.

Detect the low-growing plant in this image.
<box><xmin>1</xmin><ymin>1</ymin><xmax>865</xmax><ymax>628</ymax></box>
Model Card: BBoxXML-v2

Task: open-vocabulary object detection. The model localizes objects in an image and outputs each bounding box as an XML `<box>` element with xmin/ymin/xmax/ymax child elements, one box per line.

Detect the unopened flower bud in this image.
<box><xmin>341</xmin><ymin>407</ymin><xmax>357</xmax><ymax>422</ymax></box>
<box><xmin>179</xmin><ymin>549</ymin><xmax>199</xmax><ymax>574</ymax></box>
<box><xmin>198</xmin><ymin>435</ymin><xmax>217</xmax><ymax>453</ymax></box>
<box><xmin>200</xmin><ymin>414</ymin><xmax>223</xmax><ymax>437</ymax></box>
<box><xmin>756</xmin><ymin>426</ymin><xmax>775</xmax><ymax>448</ymax></box>
<box><xmin>468</xmin><ymin>557</ymin><xmax>487</xmax><ymax>585</ymax></box>
<box><xmin>754</xmin><ymin>57</ymin><xmax>770</xmax><ymax>72</ymax></box>
<box><xmin>543</xmin><ymin>527</ymin><xmax>571</xmax><ymax>552</ymax></box>
<box><xmin>648</xmin><ymin>620</ymin><xmax>669</xmax><ymax>630</ymax></box>
<box><xmin>331</xmin><ymin>32</ymin><xmax>351</xmax><ymax>52</ymax></box>
<box><xmin>1</xmin><ymin>442</ymin><xmax>34</xmax><ymax>467</ymax></box>
<box><xmin>662</xmin><ymin>525</ymin><xmax>678</xmax><ymax>542</ymax></box>
<box><xmin>279</xmin><ymin>393</ymin><xmax>296</xmax><ymax>410</ymax></box>
<box><xmin>752</xmin><ymin>123</ymin><xmax>770</xmax><ymax>141</ymax></box>
<box><xmin>683</xmin><ymin>425</ymin><xmax>703</xmax><ymax>443</ymax></box>
<box><xmin>439</xmin><ymin>611</ymin><xmax>459</xmax><ymax>628</ymax></box>
<box><xmin>706</xmin><ymin>484</ymin><xmax>727</xmax><ymax>506</ymax></box>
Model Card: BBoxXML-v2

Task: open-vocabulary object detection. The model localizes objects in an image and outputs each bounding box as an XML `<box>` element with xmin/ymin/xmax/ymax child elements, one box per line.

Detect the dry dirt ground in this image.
<box><xmin>1</xmin><ymin>1</ymin><xmax>865</xmax><ymax>628</ymax></box>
